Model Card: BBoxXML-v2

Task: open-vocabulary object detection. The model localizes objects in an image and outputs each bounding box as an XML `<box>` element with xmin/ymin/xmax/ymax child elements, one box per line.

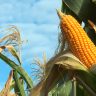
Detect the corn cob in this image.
<box><xmin>57</xmin><ymin>10</ymin><xmax>96</xmax><ymax>68</ymax></box>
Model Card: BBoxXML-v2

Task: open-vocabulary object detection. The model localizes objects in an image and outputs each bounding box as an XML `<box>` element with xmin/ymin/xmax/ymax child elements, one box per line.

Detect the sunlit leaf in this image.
<box><xmin>0</xmin><ymin>45</ymin><xmax>21</xmax><ymax>64</ymax></box>
<box><xmin>92</xmin><ymin>0</ymin><xmax>96</xmax><ymax>4</ymax></box>
<box><xmin>8</xmin><ymin>92</ymin><xmax>17</xmax><ymax>96</ymax></box>
<box><xmin>51</xmin><ymin>52</ymin><xmax>88</xmax><ymax>71</ymax></box>
<box><xmin>6</xmin><ymin>45</ymin><xmax>21</xmax><ymax>65</ymax></box>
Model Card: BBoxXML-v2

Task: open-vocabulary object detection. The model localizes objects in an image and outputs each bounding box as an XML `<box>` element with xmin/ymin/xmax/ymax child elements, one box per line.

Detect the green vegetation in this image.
<box><xmin>1</xmin><ymin>0</ymin><xmax>96</xmax><ymax>96</ymax></box>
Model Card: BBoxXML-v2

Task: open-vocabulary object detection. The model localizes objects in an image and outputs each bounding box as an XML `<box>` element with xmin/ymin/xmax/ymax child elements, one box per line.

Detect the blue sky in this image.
<box><xmin>0</xmin><ymin>0</ymin><xmax>61</xmax><ymax>89</ymax></box>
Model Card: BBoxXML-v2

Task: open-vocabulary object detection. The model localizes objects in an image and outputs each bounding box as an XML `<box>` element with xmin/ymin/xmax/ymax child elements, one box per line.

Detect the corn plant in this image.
<box><xmin>30</xmin><ymin>0</ymin><xmax>96</xmax><ymax>96</ymax></box>
<box><xmin>0</xmin><ymin>26</ymin><xmax>33</xmax><ymax>96</ymax></box>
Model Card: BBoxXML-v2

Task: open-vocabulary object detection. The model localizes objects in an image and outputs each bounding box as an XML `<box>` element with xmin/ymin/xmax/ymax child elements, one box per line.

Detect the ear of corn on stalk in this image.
<box><xmin>57</xmin><ymin>10</ymin><xmax>96</xmax><ymax>68</ymax></box>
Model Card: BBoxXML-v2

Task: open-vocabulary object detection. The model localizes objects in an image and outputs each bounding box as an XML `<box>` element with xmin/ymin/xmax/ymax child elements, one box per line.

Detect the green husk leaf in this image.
<box><xmin>0</xmin><ymin>53</ymin><xmax>33</xmax><ymax>88</ymax></box>
<box><xmin>54</xmin><ymin>52</ymin><xmax>88</xmax><ymax>71</ymax></box>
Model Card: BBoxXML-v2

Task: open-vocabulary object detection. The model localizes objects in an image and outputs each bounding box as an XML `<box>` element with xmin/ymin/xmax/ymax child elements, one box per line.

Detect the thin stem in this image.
<box><xmin>72</xmin><ymin>77</ymin><xmax>76</xmax><ymax>96</ymax></box>
<box><xmin>76</xmin><ymin>76</ymin><xmax>96</xmax><ymax>96</ymax></box>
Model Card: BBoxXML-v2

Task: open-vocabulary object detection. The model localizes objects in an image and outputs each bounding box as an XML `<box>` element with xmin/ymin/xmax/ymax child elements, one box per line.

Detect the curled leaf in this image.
<box><xmin>54</xmin><ymin>52</ymin><xmax>88</xmax><ymax>71</ymax></box>
<box><xmin>0</xmin><ymin>45</ymin><xmax>21</xmax><ymax>65</ymax></box>
<box><xmin>6</xmin><ymin>45</ymin><xmax>21</xmax><ymax>65</ymax></box>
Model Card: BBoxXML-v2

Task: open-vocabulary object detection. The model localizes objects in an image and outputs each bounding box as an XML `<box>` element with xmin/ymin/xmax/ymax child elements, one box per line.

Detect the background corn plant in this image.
<box><xmin>0</xmin><ymin>26</ymin><xmax>33</xmax><ymax>96</ymax></box>
<box><xmin>30</xmin><ymin>0</ymin><xmax>96</xmax><ymax>96</ymax></box>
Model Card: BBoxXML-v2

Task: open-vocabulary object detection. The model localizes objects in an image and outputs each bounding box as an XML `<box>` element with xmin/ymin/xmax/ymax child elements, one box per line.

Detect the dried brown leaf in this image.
<box><xmin>0</xmin><ymin>70</ymin><xmax>13</xmax><ymax>96</ymax></box>
<box><xmin>6</xmin><ymin>45</ymin><xmax>21</xmax><ymax>64</ymax></box>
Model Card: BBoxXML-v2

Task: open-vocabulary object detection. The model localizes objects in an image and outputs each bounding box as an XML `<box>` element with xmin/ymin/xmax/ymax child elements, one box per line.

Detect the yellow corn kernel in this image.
<box><xmin>57</xmin><ymin>10</ymin><xmax>96</xmax><ymax>68</ymax></box>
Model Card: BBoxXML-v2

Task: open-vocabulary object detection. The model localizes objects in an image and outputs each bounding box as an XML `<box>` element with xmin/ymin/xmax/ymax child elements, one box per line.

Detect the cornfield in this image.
<box><xmin>1</xmin><ymin>0</ymin><xmax>96</xmax><ymax>96</ymax></box>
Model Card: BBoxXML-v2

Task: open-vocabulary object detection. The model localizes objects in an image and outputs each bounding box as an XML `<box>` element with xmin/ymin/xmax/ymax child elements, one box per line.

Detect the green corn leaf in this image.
<box><xmin>62</xmin><ymin>0</ymin><xmax>96</xmax><ymax>23</ymax></box>
<box><xmin>76</xmin><ymin>70</ymin><xmax>96</xmax><ymax>96</ymax></box>
<box><xmin>6</xmin><ymin>45</ymin><xmax>21</xmax><ymax>65</ymax></box>
<box><xmin>0</xmin><ymin>45</ymin><xmax>21</xmax><ymax>65</ymax></box>
<box><xmin>52</xmin><ymin>79</ymin><xmax>72</xmax><ymax>96</ymax></box>
<box><xmin>0</xmin><ymin>53</ymin><xmax>33</xmax><ymax>88</ymax></box>
<box><xmin>13</xmin><ymin>70</ymin><xmax>26</xmax><ymax>96</ymax></box>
